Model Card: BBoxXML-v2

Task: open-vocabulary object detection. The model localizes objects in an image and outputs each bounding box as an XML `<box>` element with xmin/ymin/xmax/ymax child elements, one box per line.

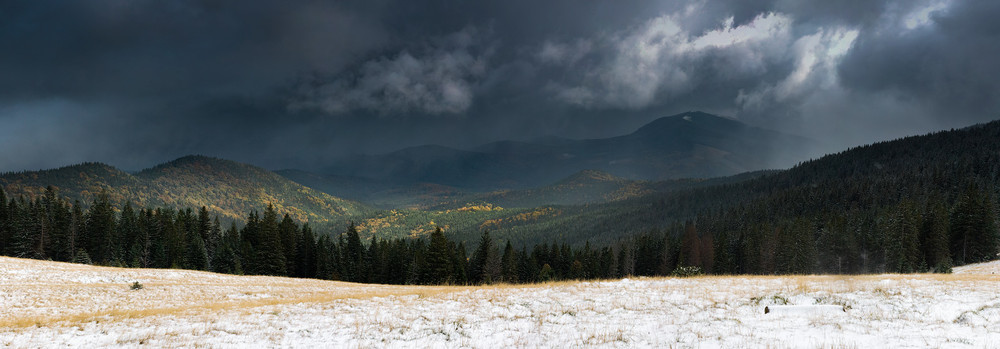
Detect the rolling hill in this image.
<box><xmin>0</xmin><ymin>155</ymin><xmax>370</xmax><ymax>225</ymax></box>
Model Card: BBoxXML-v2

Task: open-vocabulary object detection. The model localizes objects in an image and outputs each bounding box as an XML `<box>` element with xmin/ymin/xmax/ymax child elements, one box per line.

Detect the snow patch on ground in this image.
<box><xmin>4</xmin><ymin>257</ymin><xmax>1000</xmax><ymax>347</ymax></box>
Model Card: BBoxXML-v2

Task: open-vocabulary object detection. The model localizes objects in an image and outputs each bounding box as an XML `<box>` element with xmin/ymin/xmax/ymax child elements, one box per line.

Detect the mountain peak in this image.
<box><xmin>633</xmin><ymin>111</ymin><xmax>745</xmax><ymax>136</ymax></box>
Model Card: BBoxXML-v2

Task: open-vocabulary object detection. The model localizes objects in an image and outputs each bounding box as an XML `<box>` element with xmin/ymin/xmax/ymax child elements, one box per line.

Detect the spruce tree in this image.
<box><xmin>211</xmin><ymin>222</ymin><xmax>242</xmax><ymax>274</ymax></box>
<box><xmin>186</xmin><ymin>231</ymin><xmax>209</xmax><ymax>271</ymax></box>
<box><xmin>239</xmin><ymin>211</ymin><xmax>260</xmax><ymax>274</ymax></box>
<box><xmin>295</xmin><ymin>223</ymin><xmax>317</xmax><ymax>278</ymax></box>
<box><xmin>278</xmin><ymin>214</ymin><xmax>299</xmax><ymax>276</ymax></box>
<box><xmin>424</xmin><ymin>227</ymin><xmax>453</xmax><ymax>284</ymax></box>
<box><xmin>255</xmin><ymin>204</ymin><xmax>287</xmax><ymax>276</ymax></box>
<box><xmin>315</xmin><ymin>235</ymin><xmax>334</xmax><ymax>280</ymax></box>
<box><xmin>452</xmin><ymin>241</ymin><xmax>468</xmax><ymax>285</ymax></box>
<box><xmin>118</xmin><ymin>202</ymin><xmax>140</xmax><ymax>267</ymax></box>
<box><xmin>342</xmin><ymin>223</ymin><xmax>364</xmax><ymax>282</ymax></box>
<box><xmin>501</xmin><ymin>241</ymin><xmax>517</xmax><ymax>282</ymax></box>
<box><xmin>887</xmin><ymin>201</ymin><xmax>921</xmax><ymax>273</ymax></box>
<box><xmin>49</xmin><ymin>199</ymin><xmax>73</xmax><ymax>262</ymax></box>
<box><xmin>8</xmin><ymin>197</ymin><xmax>34</xmax><ymax>258</ymax></box>
<box><xmin>470</xmin><ymin>230</ymin><xmax>493</xmax><ymax>284</ymax></box>
<box><xmin>921</xmin><ymin>199</ymin><xmax>952</xmax><ymax>272</ymax></box>
<box><xmin>70</xmin><ymin>201</ymin><xmax>84</xmax><ymax>263</ymax></box>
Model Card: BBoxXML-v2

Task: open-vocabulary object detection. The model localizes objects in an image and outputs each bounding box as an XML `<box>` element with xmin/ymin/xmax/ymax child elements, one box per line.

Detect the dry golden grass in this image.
<box><xmin>5</xmin><ymin>255</ymin><xmax>1000</xmax><ymax>343</ymax></box>
<box><xmin>0</xmin><ymin>256</ymin><xmax>475</xmax><ymax>330</ymax></box>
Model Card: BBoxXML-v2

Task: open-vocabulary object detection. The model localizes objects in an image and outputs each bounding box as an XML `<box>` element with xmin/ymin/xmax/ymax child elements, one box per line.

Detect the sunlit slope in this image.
<box><xmin>0</xmin><ymin>155</ymin><xmax>370</xmax><ymax>224</ymax></box>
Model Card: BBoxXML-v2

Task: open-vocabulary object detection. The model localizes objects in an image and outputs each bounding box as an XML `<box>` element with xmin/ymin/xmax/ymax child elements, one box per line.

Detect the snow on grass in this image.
<box><xmin>4</xmin><ymin>257</ymin><xmax>1000</xmax><ymax>348</ymax></box>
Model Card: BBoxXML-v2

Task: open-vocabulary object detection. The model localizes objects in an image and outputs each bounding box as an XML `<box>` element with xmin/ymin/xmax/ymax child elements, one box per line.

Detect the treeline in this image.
<box><xmin>0</xmin><ymin>186</ymin><xmax>685</xmax><ymax>283</ymax></box>
<box><xmin>1</xmin><ymin>181</ymin><xmax>998</xmax><ymax>283</ymax></box>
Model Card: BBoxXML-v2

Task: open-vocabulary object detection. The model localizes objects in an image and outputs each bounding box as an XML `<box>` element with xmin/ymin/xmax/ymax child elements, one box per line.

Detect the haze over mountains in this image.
<box><xmin>284</xmin><ymin>112</ymin><xmax>817</xmax><ymax>205</ymax></box>
<box><xmin>318</xmin><ymin>112</ymin><xmax>816</xmax><ymax>190</ymax></box>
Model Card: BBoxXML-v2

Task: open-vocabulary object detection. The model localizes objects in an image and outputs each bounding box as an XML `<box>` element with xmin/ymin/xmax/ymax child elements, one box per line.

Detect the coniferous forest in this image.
<box><xmin>2</xmin><ymin>122</ymin><xmax>1000</xmax><ymax>283</ymax></box>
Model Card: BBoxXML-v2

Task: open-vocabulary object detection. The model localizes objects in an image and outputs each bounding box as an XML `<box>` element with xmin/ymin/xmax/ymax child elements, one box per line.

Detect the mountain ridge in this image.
<box><xmin>319</xmin><ymin>111</ymin><xmax>818</xmax><ymax>190</ymax></box>
<box><xmin>0</xmin><ymin>155</ymin><xmax>369</xmax><ymax>226</ymax></box>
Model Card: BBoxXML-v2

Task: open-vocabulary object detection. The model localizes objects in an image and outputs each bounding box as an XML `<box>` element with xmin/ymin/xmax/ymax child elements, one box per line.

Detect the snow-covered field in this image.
<box><xmin>3</xmin><ymin>257</ymin><xmax>1000</xmax><ymax>348</ymax></box>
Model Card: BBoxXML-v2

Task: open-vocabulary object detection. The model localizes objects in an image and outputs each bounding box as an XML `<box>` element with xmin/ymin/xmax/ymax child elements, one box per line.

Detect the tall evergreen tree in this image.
<box><xmin>950</xmin><ymin>184</ymin><xmax>999</xmax><ymax>264</ymax></box>
<box><xmin>470</xmin><ymin>230</ymin><xmax>493</xmax><ymax>284</ymax></box>
<box><xmin>186</xmin><ymin>230</ymin><xmax>209</xmax><ymax>271</ymax></box>
<box><xmin>278</xmin><ymin>214</ymin><xmax>299</xmax><ymax>276</ymax></box>
<box><xmin>118</xmin><ymin>202</ymin><xmax>140</xmax><ymax>267</ymax></box>
<box><xmin>255</xmin><ymin>204</ymin><xmax>287</xmax><ymax>276</ymax></box>
<box><xmin>501</xmin><ymin>241</ymin><xmax>517</xmax><ymax>282</ymax></box>
<box><xmin>424</xmin><ymin>227</ymin><xmax>453</xmax><ymax>284</ymax></box>
<box><xmin>452</xmin><ymin>241</ymin><xmax>468</xmax><ymax>285</ymax></box>
<box><xmin>886</xmin><ymin>201</ymin><xmax>921</xmax><ymax>273</ymax></box>
<box><xmin>239</xmin><ymin>211</ymin><xmax>260</xmax><ymax>274</ymax></box>
<box><xmin>85</xmin><ymin>191</ymin><xmax>116</xmax><ymax>264</ymax></box>
<box><xmin>70</xmin><ymin>200</ymin><xmax>84</xmax><ymax>263</ymax></box>
<box><xmin>49</xmin><ymin>198</ymin><xmax>73</xmax><ymax>262</ymax></box>
<box><xmin>211</xmin><ymin>222</ymin><xmax>242</xmax><ymax>274</ymax></box>
<box><xmin>342</xmin><ymin>222</ymin><xmax>365</xmax><ymax>282</ymax></box>
<box><xmin>921</xmin><ymin>199</ymin><xmax>952</xmax><ymax>272</ymax></box>
<box><xmin>295</xmin><ymin>223</ymin><xmax>317</xmax><ymax>278</ymax></box>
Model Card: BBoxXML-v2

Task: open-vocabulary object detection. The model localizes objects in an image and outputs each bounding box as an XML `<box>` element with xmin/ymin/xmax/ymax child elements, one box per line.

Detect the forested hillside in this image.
<box><xmin>490</xmin><ymin>121</ymin><xmax>1000</xmax><ymax>274</ymax></box>
<box><xmin>0</xmin><ymin>156</ymin><xmax>369</xmax><ymax>226</ymax></box>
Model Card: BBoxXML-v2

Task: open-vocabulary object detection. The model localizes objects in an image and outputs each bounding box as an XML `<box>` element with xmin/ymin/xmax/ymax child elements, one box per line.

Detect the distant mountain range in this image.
<box><xmin>314</xmin><ymin>111</ymin><xmax>817</xmax><ymax>191</ymax></box>
<box><xmin>0</xmin><ymin>156</ymin><xmax>370</xmax><ymax>225</ymax></box>
<box><xmin>0</xmin><ymin>117</ymin><xmax>1000</xmax><ymax>253</ymax></box>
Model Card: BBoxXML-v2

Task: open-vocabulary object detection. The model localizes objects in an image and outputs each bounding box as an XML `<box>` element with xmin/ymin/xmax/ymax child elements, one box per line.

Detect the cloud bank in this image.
<box><xmin>0</xmin><ymin>0</ymin><xmax>997</xmax><ymax>171</ymax></box>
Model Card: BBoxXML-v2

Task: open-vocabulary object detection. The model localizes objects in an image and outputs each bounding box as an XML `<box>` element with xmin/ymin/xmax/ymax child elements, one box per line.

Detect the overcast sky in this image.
<box><xmin>1</xmin><ymin>0</ymin><xmax>997</xmax><ymax>172</ymax></box>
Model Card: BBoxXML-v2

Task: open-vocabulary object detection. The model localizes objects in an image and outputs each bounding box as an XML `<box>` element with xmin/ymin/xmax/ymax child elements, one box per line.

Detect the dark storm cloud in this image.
<box><xmin>1</xmin><ymin>0</ymin><xmax>997</xmax><ymax>172</ymax></box>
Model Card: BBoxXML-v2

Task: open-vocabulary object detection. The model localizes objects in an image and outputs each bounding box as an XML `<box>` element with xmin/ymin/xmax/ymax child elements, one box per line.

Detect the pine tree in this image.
<box><xmin>186</xmin><ymin>231</ymin><xmax>209</xmax><ymax>271</ymax></box>
<box><xmin>49</xmin><ymin>199</ymin><xmax>73</xmax><ymax>262</ymax></box>
<box><xmin>315</xmin><ymin>235</ymin><xmax>335</xmax><ymax>280</ymax></box>
<box><xmin>450</xmin><ymin>241</ymin><xmax>468</xmax><ymax>285</ymax></box>
<box><xmin>950</xmin><ymin>184</ymin><xmax>998</xmax><ymax>264</ymax></box>
<box><xmin>207</xmin><ymin>217</ymin><xmax>222</xmax><ymax>264</ymax></box>
<box><xmin>118</xmin><ymin>202</ymin><xmax>140</xmax><ymax>267</ymax></box>
<box><xmin>8</xmin><ymin>197</ymin><xmax>34</xmax><ymax>258</ymax></box>
<box><xmin>211</xmin><ymin>222</ymin><xmax>242</xmax><ymax>275</ymax></box>
<box><xmin>295</xmin><ymin>223</ymin><xmax>317</xmax><ymax>278</ymax></box>
<box><xmin>424</xmin><ymin>227</ymin><xmax>453</xmax><ymax>284</ymax></box>
<box><xmin>196</xmin><ymin>206</ymin><xmax>211</xmax><ymax>242</ymax></box>
<box><xmin>70</xmin><ymin>201</ymin><xmax>84</xmax><ymax>263</ymax></box>
<box><xmin>921</xmin><ymin>199</ymin><xmax>952</xmax><ymax>272</ymax></box>
<box><xmin>501</xmin><ymin>241</ymin><xmax>517</xmax><ymax>282</ymax></box>
<box><xmin>470</xmin><ymin>230</ymin><xmax>493</xmax><ymax>284</ymax></box>
<box><xmin>166</xmin><ymin>208</ymin><xmax>187</xmax><ymax>268</ymax></box>
<box><xmin>278</xmin><ymin>214</ymin><xmax>299</xmax><ymax>276</ymax></box>
<box><xmin>365</xmin><ymin>237</ymin><xmax>383</xmax><ymax>283</ymax></box>
<box><xmin>342</xmin><ymin>222</ymin><xmax>364</xmax><ymax>282</ymax></box>
<box><xmin>239</xmin><ymin>211</ymin><xmax>260</xmax><ymax>274</ymax></box>
<box><xmin>255</xmin><ymin>204</ymin><xmax>287</xmax><ymax>276</ymax></box>
<box><xmin>886</xmin><ymin>201</ymin><xmax>921</xmax><ymax>273</ymax></box>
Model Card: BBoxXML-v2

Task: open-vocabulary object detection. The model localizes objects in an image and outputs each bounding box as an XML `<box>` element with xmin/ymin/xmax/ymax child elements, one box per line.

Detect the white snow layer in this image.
<box><xmin>3</xmin><ymin>256</ymin><xmax>1000</xmax><ymax>348</ymax></box>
